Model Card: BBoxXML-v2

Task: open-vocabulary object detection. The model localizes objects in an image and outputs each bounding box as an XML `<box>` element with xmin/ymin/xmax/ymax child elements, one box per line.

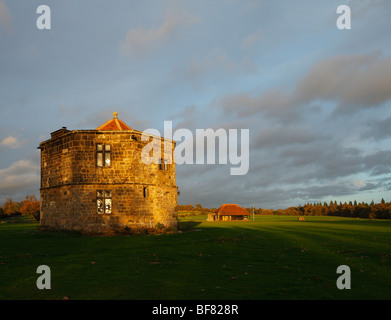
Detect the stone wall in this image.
<box><xmin>39</xmin><ymin>129</ymin><xmax>177</xmax><ymax>234</ymax></box>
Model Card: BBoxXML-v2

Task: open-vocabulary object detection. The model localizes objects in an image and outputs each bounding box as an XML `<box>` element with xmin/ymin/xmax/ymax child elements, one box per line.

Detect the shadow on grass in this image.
<box><xmin>178</xmin><ymin>220</ymin><xmax>202</xmax><ymax>232</ymax></box>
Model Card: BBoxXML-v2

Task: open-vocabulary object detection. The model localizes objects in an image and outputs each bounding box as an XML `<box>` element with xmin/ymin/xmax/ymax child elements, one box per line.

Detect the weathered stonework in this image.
<box><xmin>38</xmin><ymin>114</ymin><xmax>178</xmax><ymax>234</ymax></box>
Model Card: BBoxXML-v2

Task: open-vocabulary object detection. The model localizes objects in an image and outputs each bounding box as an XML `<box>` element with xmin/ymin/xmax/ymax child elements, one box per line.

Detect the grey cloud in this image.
<box><xmin>358</xmin><ymin>182</ymin><xmax>378</xmax><ymax>191</ymax></box>
<box><xmin>171</xmin><ymin>47</ymin><xmax>259</xmax><ymax>91</ymax></box>
<box><xmin>349</xmin><ymin>0</ymin><xmax>391</xmax><ymax>19</ymax></box>
<box><xmin>253</xmin><ymin>125</ymin><xmax>329</xmax><ymax>149</ymax></box>
<box><xmin>291</xmin><ymin>184</ymin><xmax>354</xmax><ymax>201</ymax></box>
<box><xmin>363</xmin><ymin>116</ymin><xmax>391</xmax><ymax>140</ymax></box>
<box><xmin>219</xmin><ymin>89</ymin><xmax>297</xmax><ymax>123</ymax></box>
<box><xmin>171</xmin><ymin>105</ymin><xmax>200</xmax><ymax>132</ymax></box>
<box><xmin>296</xmin><ymin>54</ymin><xmax>391</xmax><ymax>115</ymax></box>
<box><xmin>0</xmin><ymin>159</ymin><xmax>40</xmax><ymax>203</ymax></box>
<box><xmin>243</xmin><ymin>140</ymin><xmax>389</xmax><ymax>192</ymax></box>
<box><xmin>177</xmin><ymin>165</ymin><xmax>238</xmax><ymax>207</ymax></box>
<box><xmin>173</xmin><ymin>125</ymin><xmax>391</xmax><ymax>208</ymax></box>
<box><xmin>364</xmin><ymin>150</ymin><xmax>391</xmax><ymax>176</ymax></box>
<box><xmin>120</xmin><ymin>9</ymin><xmax>201</xmax><ymax>59</ymax></box>
<box><xmin>278</xmin><ymin>145</ymin><xmax>390</xmax><ymax>183</ymax></box>
<box><xmin>219</xmin><ymin>53</ymin><xmax>391</xmax><ymax>122</ymax></box>
<box><xmin>174</xmin><ymin>90</ymin><xmax>390</xmax><ymax>209</ymax></box>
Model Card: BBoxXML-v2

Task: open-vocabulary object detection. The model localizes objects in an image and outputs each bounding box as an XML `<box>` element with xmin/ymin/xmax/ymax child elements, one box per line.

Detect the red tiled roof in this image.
<box><xmin>96</xmin><ymin>112</ymin><xmax>132</xmax><ymax>130</ymax></box>
<box><xmin>214</xmin><ymin>204</ymin><xmax>249</xmax><ymax>216</ymax></box>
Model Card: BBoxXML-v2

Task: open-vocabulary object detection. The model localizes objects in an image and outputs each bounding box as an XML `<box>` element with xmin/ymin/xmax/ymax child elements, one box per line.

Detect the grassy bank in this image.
<box><xmin>0</xmin><ymin>215</ymin><xmax>390</xmax><ymax>300</ymax></box>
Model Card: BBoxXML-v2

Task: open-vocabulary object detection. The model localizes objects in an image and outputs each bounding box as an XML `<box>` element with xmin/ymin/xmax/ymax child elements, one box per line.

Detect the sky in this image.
<box><xmin>0</xmin><ymin>0</ymin><xmax>391</xmax><ymax>209</ymax></box>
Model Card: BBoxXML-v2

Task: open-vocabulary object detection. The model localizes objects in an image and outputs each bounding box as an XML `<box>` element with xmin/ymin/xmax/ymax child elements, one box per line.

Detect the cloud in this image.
<box><xmin>178</xmin><ymin>145</ymin><xmax>391</xmax><ymax>208</ymax></box>
<box><xmin>120</xmin><ymin>9</ymin><xmax>201</xmax><ymax>59</ymax></box>
<box><xmin>253</xmin><ymin>125</ymin><xmax>329</xmax><ymax>149</ymax></box>
<box><xmin>0</xmin><ymin>159</ymin><xmax>39</xmax><ymax>194</ymax></box>
<box><xmin>219</xmin><ymin>89</ymin><xmax>298</xmax><ymax>123</ymax></box>
<box><xmin>363</xmin><ymin>150</ymin><xmax>391</xmax><ymax>176</ymax></box>
<box><xmin>0</xmin><ymin>135</ymin><xmax>24</xmax><ymax>149</ymax></box>
<box><xmin>241</xmin><ymin>31</ymin><xmax>262</xmax><ymax>50</ymax></box>
<box><xmin>186</xmin><ymin>134</ymin><xmax>391</xmax><ymax>208</ymax></box>
<box><xmin>0</xmin><ymin>0</ymin><xmax>12</xmax><ymax>30</ymax></box>
<box><xmin>349</xmin><ymin>0</ymin><xmax>391</xmax><ymax>19</ymax></box>
<box><xmin>172</xmin><ymin>53</ymin><xmax>391</xmax><ymax>208</ymax></box>
<box><xmin>172</xmin><ymin>47</ymin><xmax>259</xmax><ymax>89</ymax></box>
<box><xmin>272</xmin><ymin>145</ymin><xmax>391</xmax><ymax>185</ymax></box>
<box><xmin>172</xmin><ymin>105</ymin><xmax>199</xmax><ymax>131</ymax></box>
<box><xmin>362</xmin><ymin>116</ymin><xmax>391</xmax><ymax>140</ymax></box>
<box><xmin>218</xmin><ymin>53</ymin><xmax>391</xmax><ymax>122</ymax></box>
<box><xmin>296</xmin><ymin>53</ymin><xmax>391</xmax><ymax>114</ymax></box>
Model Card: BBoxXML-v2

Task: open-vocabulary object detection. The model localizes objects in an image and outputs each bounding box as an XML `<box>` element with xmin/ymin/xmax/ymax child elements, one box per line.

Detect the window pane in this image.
<box><xmin>97</xmin><ymin>190</ymin><xmax>103</xmax><ymax>197</ymax></box>
<box><xmin>105</xmin><ymin>199</ymin><xmax>112</xmax><ymax>214</ymax></box>
<box><xmin>97</xmin><ymin>144</ymin><xmax>103</xmax><ymax>151</ymax></box>
<box><xmin>104</xmin><ymin>190</ymin><xmax>112</xmax><ymax>197</ymax></box>
<box><xmin>105</xmin><ymin>144</ymin><xmax>111</xmax><ymax>151</ymax></box>
<box><xmin>97</xmin><ymin>153</ymin><xmax>103</xmax><ymax>167</ymax></box>
<box><xmin>97</xmin><ymin>199</ymin><xmax>104</xmax><ymax>214</ymax></box>
<box><xmin>105</xmin><ymin>153</ymin><xmax>111</xmax><ymax>167</ymax></box>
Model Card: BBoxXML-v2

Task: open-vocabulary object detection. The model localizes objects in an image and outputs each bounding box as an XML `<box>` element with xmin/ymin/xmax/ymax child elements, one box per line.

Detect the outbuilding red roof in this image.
<box><xmin>214</xmin><ymin>204</ymin><xmax>249</xmax><ymax>216</ymax></box>
<box><xmin>96</xmin><ymin>112</ymin><xmax>132</xmax><ymax>130</ymax></box>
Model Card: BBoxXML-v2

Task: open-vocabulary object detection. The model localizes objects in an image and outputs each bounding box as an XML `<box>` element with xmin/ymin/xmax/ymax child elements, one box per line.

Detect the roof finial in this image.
<box><xmin>113</xmin><ymin>112</ymin><xmax>118</xmax><ymax>119</ymax></box>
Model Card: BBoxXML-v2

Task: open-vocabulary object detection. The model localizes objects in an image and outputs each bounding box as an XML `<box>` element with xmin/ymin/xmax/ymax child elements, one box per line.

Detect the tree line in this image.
<box><xmin>0</xmin><ymin>195</ymin><xmax>40</xmax><ymax>221</ymax></box>
<box><xmin>247</xmin><ymin>199</ymin><xmax>391</xmax><ymax>219</ymax></box>
<box><xmin>177</xmin><ymin>199</ymin><xmax>391</xmax><ymax>220</ymax></box>
<box><xmin>176</xmin><ymin>204</ymin><xmax>214</xmax><ymax>212</ymax></box>
<box><xmin>4</xmin><ymin>197</ymin><xmax>389</xmax><ymax>222</ymax></box>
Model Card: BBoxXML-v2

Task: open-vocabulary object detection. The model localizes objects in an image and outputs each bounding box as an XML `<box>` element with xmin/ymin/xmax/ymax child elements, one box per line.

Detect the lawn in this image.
<box><xmin>0</xmin><ymin>215</ymin><xmax>390</xmax><ymax>300</ymax></box>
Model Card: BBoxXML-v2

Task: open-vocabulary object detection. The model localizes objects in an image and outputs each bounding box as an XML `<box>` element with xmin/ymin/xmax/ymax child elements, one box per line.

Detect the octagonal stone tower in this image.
<box><xmin>38</xmin><ymin>112</ymin><xmax>178</xmax><ymax>234</ymax></box>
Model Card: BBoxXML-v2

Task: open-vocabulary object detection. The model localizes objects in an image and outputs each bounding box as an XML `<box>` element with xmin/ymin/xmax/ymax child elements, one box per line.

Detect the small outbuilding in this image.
<box><xmin>208</xmin><ymin>204</ymin><xmax>250</xmax><ymax>221</ymax></box>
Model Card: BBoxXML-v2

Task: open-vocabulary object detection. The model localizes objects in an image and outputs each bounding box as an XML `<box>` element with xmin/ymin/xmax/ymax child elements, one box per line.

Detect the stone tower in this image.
<box><xmin>38</xmin><ymin>112</ymin><xmax>178</xmax><ymax>234</ymax></box>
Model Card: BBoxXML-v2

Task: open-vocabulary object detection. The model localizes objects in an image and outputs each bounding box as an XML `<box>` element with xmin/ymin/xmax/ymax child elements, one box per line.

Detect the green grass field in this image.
<box><xmin>1</xmin><ymin>215</ymin><xmax>390</xmax><ymax>300</ymax></box>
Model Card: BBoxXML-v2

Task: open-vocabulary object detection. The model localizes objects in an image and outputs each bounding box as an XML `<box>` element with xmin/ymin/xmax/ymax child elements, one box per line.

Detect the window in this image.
<box><xmin>143</xmin><ymin>187</ymin><xmax>147</xmax><ymax>198</ymax></box>
<box><xmin>158</xmin><ymin>158</ymin><xmax>169</xmax><ymax>171</ymax></box>
<box><xmin>97</xmin><ymin>190</ymin><xmax>112</xmax><ymax>214</ymax></box>
<box><xmin>97</xmin><ymin>144</ymin><xmax>111</xmax><ymax>167</ymax></box>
